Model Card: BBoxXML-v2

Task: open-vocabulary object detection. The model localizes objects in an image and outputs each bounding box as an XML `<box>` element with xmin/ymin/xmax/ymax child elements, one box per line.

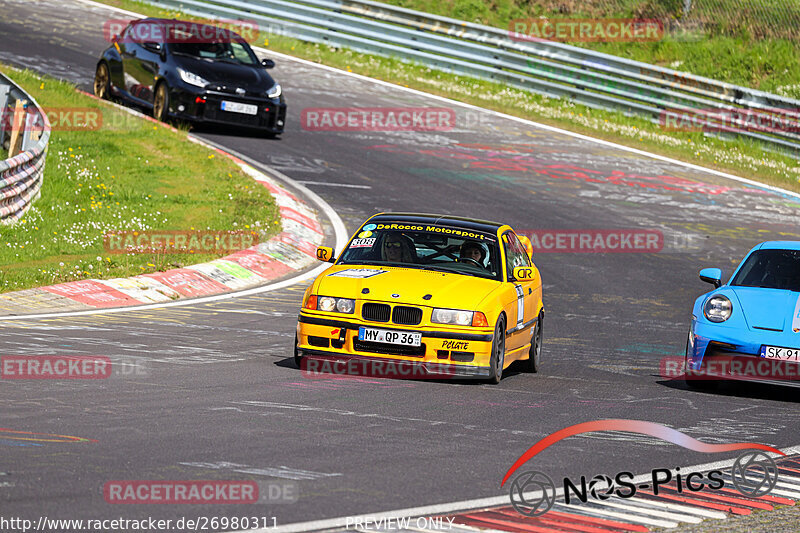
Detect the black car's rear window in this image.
<box><xmin>731</xmin><ymin>249</ymin><xmax>800</xmax><ymax>291</ymax></box>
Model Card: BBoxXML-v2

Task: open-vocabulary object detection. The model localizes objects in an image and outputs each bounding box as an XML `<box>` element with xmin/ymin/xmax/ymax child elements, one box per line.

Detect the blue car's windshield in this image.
<box><xmin>731</xmin><ymin>249</ymin><xmax>800</xmax><ymax>291</ymax></box>
<box><xmin>337</xmin><ymin>225</ymin><xmax>502</xmax><ymax>281</ymax></box>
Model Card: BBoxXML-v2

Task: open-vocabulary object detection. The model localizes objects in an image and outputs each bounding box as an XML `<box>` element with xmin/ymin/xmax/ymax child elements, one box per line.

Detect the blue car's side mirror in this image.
<box><xmin>699</xmin><ymin>267</ymin><xmax>722</xmax><ymax>288</ymax></box>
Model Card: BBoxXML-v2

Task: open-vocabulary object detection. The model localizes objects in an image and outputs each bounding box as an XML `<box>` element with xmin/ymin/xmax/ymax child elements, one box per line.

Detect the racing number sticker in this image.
<box><xmin>350</xmin><ymin>238</ymin><xmax>376</xmax><ymax>248</ymax></box>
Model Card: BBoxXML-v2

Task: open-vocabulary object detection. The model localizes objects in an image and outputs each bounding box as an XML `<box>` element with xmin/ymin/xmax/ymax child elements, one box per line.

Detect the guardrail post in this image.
<box><xmin>22</xmin><ymin>111</ymin><xmax>40</xmax><ymax>151</ymax></box>
<box><xmin>7</xmin><ymin>99</ymin><xmax>27</xmax><ymax>158</ymax></box>
<box><xmin>0</xmin><ymin>84</ymin><xmax>9</xmax><ymax>147</ymax></box>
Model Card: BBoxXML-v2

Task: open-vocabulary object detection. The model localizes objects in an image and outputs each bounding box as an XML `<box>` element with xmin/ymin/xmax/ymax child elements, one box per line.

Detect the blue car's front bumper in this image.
<box><xmin>687</xmin><ymin>317</ymin><xmax>800</xmax><ymax>385</ymax></box>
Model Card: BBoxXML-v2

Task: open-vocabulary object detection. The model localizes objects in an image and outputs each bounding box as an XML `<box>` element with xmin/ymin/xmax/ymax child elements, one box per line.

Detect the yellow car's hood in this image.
<box><xmin>317</xmin><ymin>265</ymin><xmax>501</xmax><ymax>309</ymax></box>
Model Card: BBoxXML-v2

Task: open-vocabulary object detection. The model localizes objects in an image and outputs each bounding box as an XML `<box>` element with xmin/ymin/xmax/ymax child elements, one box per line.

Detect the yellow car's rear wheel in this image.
<box><xmin>488</xmin><ymin>317</ymin><xmax>505</xmax><ymax>384</ymax></box>
<box><xmin>524</xmin><ymin>312</ymin><xmax>543</xmax><ymax>373</ymax></box>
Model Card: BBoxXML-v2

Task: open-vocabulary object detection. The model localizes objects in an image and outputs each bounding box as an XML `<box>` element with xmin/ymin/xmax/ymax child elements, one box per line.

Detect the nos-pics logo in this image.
<box><xmin>501</xmin><ymin>419</ymin><xmax>782</xmax><ymax>516</ymax></box>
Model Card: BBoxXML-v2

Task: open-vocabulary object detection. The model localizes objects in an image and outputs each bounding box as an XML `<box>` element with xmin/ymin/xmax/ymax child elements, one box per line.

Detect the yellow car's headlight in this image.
<box><xmin>432</xmin><ymin>308</ymin><xmax>488</xmax><ymax>327</ymax></box>
<box><xmin>317</xmin><ymin>296</ymin><xmax>355</xmax><ymax>314</ymax></box>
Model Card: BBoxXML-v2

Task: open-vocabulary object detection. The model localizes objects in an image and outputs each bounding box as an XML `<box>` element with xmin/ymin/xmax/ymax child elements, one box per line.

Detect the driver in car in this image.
<box><xmin>459</xmin><ymin>241</ymin><xmax>485</xmax><ymax>266</ymax></box>
<box><xmin>382</xmin><ymin>234</ymin><xmax>415</xmax><ymax>263</ymax></box>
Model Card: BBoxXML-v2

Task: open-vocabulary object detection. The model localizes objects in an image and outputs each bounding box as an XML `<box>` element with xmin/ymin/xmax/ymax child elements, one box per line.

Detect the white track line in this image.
<box><xmin>773</xmin><ymin>474</ymin><xmax>800</xmax><ymax>488</ymax></box>
<box><xmin>298</xmin><ymin>181</ymin><xmax>372</xmax><ymax>189</ymax></box>
<box><xmin>588</xmin><ymin>498</ymin><xmax>703</xmax><ymax>524</ymax></box>
<box><xmin>551</xmin><ymin>502</ymin><xmax>679</xmax><ymax>529</ymax></box>
<box><xmin>617</xmin><ymin>496</ymin><xmax>727</xmax><ymax>519</ymax></box>
<box><xmin>74</xmin><ymin>0</ymin><xmax>145</xmax><ymax>18</ymax></box>
<box><xmin>719</xmin><ymin>474</ymin><xmax>800</xmax><ymax>498</ymax></box>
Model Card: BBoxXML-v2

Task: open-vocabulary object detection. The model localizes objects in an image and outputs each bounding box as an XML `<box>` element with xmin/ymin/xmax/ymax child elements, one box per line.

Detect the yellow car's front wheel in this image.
<box><xmin>488</xmin><ymin>317</ymin><xmax>505</xmax><ymax>384</ymax></box>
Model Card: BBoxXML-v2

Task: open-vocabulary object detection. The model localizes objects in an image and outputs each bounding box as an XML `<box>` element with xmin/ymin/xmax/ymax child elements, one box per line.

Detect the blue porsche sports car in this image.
<box><xmin>686</xmin><ymin>241</ymin><xmax>800</xmax><ymax>388</ymax></box>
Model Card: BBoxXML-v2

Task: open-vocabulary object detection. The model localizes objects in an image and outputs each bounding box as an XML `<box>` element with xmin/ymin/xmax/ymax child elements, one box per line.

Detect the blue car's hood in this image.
<box><xmin>731</xmin><ymin>287</ymin><xmax>800</xmax><ymax>331</ymax></box>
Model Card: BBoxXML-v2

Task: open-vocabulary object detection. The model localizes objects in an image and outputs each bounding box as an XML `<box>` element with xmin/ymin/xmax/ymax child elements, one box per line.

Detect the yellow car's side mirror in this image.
<box><xmin>513</xmin><ymin>266</ymin><xmax>535</xmax><ymax>281</ymax></box>
<box><xmin>316</xmin><ymin>246</ymin><xmax>335</xmax><ymax>263</ymax></box>
<box><xmin>518</xmin><ymin>235</ymin><xmax>534</xmax><ymax>258</ymax></box>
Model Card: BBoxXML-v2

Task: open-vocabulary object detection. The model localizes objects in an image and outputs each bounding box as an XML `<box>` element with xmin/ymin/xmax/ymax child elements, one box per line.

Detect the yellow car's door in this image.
<box><xmin>501</xmin><ymin>231</ymin><xmax>538</xmax><ymax>359</ymax></box>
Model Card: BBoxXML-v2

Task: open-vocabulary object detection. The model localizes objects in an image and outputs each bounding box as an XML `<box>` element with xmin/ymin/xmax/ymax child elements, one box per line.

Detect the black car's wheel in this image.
<box><xmin>488</xmin><ymin>317</ymin><xmax>506</xmax><ymax>384</ymax></box>
<box><xmin>524</xmin><ymin>312</ymin><xmax>543</xmax><ymax>373</ymax></box>
<box><xmin>153</xmin><ymin>82</ymin><xmax>170</xmax><ymax>122</ymax></box>
<box><xmin>684</xmin><ymin>333</ymin><xmax>717</xmax><ymax>390</ymax></box>
<box><xmin>294</xmin><ymin>334</ymin><xmax>302</xmax><ymax>368</ymax></box>
<box><xmin>94</xmin><ymin>62</ymin><xmax>111</xmax><ymax>100</ymax></box>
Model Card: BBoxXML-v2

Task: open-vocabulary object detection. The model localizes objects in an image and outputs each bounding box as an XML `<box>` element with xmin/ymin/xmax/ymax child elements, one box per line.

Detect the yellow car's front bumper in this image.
<box><xmin>296</xmin><ymin>311</ymin><xmax>494</xmax><ymax>378</ymax></box>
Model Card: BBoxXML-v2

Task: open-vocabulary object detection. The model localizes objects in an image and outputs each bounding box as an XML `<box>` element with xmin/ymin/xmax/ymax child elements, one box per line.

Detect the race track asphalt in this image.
<box><xmin>0</xmin><ymin>0</ymin><xmax>798</xmax><ymax>528</ymax></box>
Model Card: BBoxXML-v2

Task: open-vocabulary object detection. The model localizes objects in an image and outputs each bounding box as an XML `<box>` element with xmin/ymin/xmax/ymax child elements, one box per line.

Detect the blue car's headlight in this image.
<box><xmin>704</xmin><ymin>295</ymin><xmax>732</xmax><ymax>323</ymax></box>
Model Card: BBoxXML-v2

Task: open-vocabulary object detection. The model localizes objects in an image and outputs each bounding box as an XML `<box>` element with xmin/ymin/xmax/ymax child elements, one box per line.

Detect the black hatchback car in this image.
<box><xmin>94</xmin><ymin>18</ymin><xmax>286</xmax><ymax>136</ymax></box>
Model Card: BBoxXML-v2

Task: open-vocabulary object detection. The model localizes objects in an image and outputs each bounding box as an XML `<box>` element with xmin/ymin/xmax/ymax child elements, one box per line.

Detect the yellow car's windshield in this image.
<box><xmin>338</xmin><ymin>226</ymin><xmax>502</xmax><ymax>281</ymax></box>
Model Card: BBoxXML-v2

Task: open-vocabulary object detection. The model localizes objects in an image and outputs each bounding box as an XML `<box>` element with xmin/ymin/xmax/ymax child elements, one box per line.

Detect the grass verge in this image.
<box><xmin>0</xmin><ymin>64</ymin><xmax>280</xmax><ymax>293</ymax></box>
<box><xmin>91</xmin><ymin>0</ymin><xmax>800</xmax><ymax>193</ymax></box>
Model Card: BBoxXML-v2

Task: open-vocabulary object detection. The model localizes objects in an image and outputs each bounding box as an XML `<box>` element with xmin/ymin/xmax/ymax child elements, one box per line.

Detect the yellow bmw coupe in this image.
<box><xmin>295</xmin><ymin>213</ymin><xmax>544</xmax><ymax>383</ymax></box>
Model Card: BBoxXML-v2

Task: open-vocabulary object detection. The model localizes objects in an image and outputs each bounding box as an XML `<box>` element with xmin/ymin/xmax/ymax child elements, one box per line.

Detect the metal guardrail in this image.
<box><xmin>0</xmin><ymin>72</ymin><xmax>50</xmax><ymax>225</ymax></box>
<box><xmin>143</xmin><ymin>0</ymin><xmax>800</xmax><ymax>156</ymax></box>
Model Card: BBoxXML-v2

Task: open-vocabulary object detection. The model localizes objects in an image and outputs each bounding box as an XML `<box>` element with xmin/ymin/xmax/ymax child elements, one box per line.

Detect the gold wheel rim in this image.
<box><xmin>94</xmin><ymin>65</ymin><xmax>108</xmax><ymax>97</ymax></box>
<box><xmin>155</xmin><ymin>86</ymin><xmax>166</xmax><ymax>119</ymax></box>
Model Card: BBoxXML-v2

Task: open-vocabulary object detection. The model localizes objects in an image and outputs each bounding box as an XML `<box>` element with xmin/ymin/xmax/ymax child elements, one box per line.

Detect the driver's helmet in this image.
<box><xmin>459</xmin><ymin>240</ymin><xmax>487</xmax><ymax>264</ymax></box>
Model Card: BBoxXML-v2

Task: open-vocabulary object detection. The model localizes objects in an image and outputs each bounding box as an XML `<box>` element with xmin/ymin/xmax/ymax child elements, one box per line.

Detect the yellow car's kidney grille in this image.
<box><xmin>392</xmin><ymin>306</ymin><xmax>423</xmax><ymax>325</ymax></box>
<box><xmin>362</xmin><ymin>303</ymin><xmax>391</xmax><ymax>322</ymax></box>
